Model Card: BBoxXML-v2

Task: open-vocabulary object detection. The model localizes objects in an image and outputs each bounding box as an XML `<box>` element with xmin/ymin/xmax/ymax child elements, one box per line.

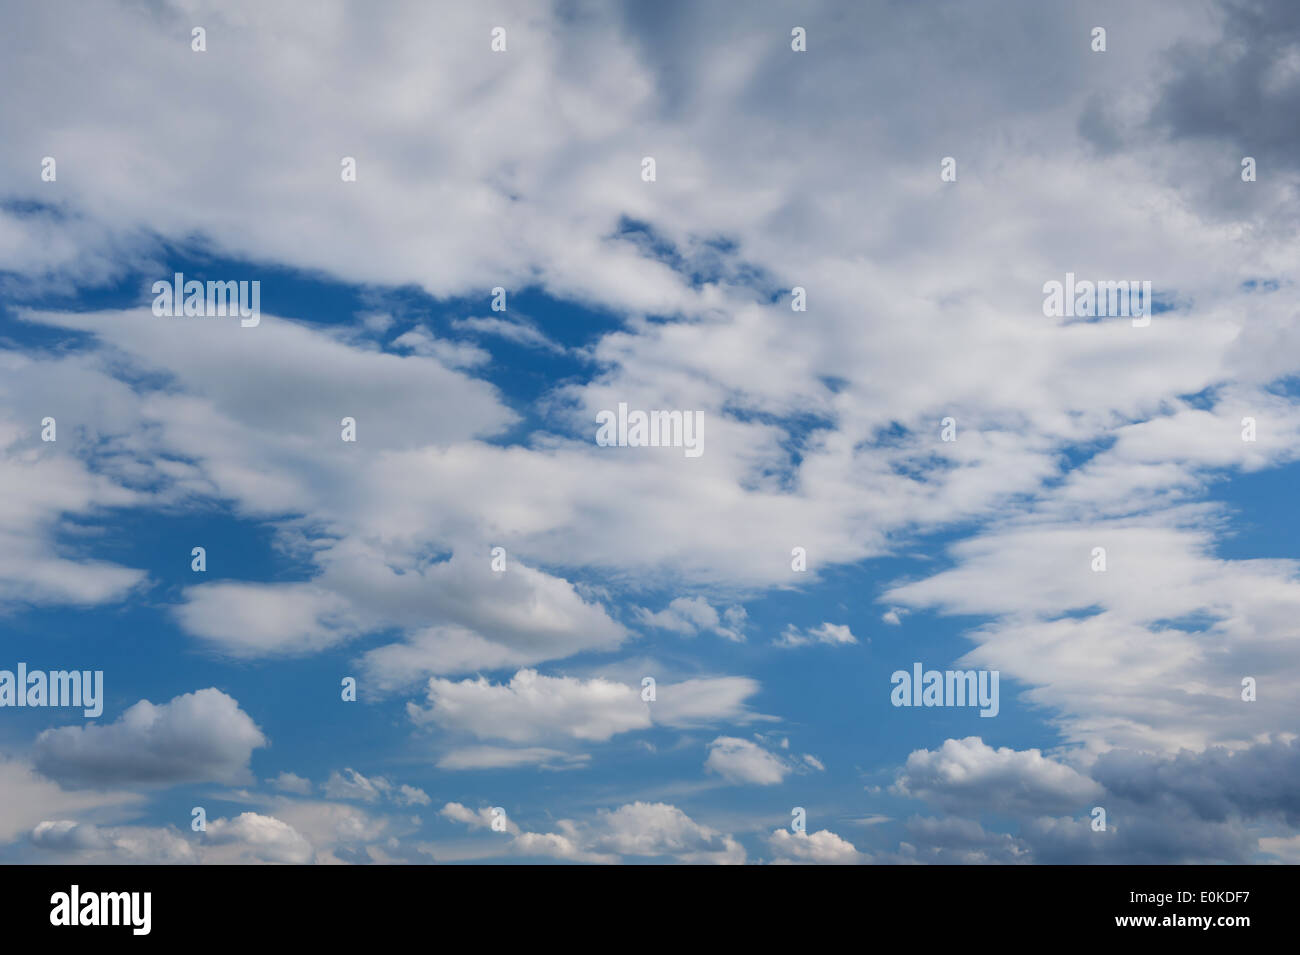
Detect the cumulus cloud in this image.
<box><xmin>587</xmin><ymin>802</ymin><xmax>745</xmax><ymax>864</ymax></box>
<box><xmin>0</xmin><ymin>756</ymin><xmax>141</xmax><ymax>844</ymax></box>
<box><xmin>768</xmin><ymin>828</ymin><xmax>863</xmax><ymax>865</ymax></box>
<box><xmin>1</xmin><ymin>0</ymin><xmax>1298</xmax><ymax>866</ymax></box>
<box><xmin>204</xmin><ymin>812</ymin><xmax>315</xmax><ymax>865</ymax></box>
<box><xmin>891</xmin><ymin>816</ymin><xmax>1032</xmax><ymax>866</ymax></box>
<box><xmin>30</xmin><ymin>820</ymin><xmax>197</xmax><ymax>864</ymax></box>
<box><xmin>440</xmin><ymin>800</ymin><xmax>744</xmax><ymax>864</ymax></box>
<box><xmin>411</xmin><ymin>670</ymin><xmax>649</xmax><ymax>743</ymax></box>
<box><xmin>636</xmin><ymin>597</ymin><xmax>748</xmax><ymax>641</ymax></box>
<box><xmin>1091</xmin><ymin>738</ymin><xmax>1300</xmax><ymax>827</ymax></box>
<box><xmin>408</xmin><ymin>669</ymin><xmax>763</xmax><ymax>750</ymax></box>
<box><xmin>704</xmin><ymin>737</ymin><xmax>791</xmax><ymax>786</ymax></box>
<box><xmin>893</xmin><ymin>737</ymin><xmax>1102</xmax><ymax>816</ymax></box>
<box><xmin>28</xmin><ymin>811</ymin><xmax>323</xmax><ymax>866</ymax></box>
<box><xmin>32</xmin><ymin>689</ymin><xmax>267</xmax><ymax>788</ymax></box>
<box><xmin>322</xmin><ymin>768</ymin><xmax>430</xmax><ymax>808</ymax></box>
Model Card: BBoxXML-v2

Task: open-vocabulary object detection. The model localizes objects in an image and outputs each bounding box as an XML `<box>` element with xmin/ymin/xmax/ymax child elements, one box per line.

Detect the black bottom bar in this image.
<box><xmin>0</xmin><ymin>864</ymin><xmax>1282</xmax><ymax>941</ymax></box>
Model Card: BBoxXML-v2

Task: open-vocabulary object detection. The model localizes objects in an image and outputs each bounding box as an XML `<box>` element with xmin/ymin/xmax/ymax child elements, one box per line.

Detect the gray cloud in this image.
<box><xmin>1092</xmin><ymin>737</ymin><xmax>1300</xmax><ymax>826</ymax></box>
<box><xmin>33</xmin><ymin>689</ymin><xmax>267</xmax><ymax>787</ymax></box>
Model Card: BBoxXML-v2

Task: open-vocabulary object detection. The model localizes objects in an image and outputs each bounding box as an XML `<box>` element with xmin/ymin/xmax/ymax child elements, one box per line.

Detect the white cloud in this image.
<box><xmin>321</xmin><ymin>768</ymin><xmax>430</xmax><ymax>809</ymax></box>
<box><xmin>636</xmin><ymin>597</ymin><xmax>747</xmax><ymax>641</ymax></box>
<box><xmin>408</xmin><ymin>668</ymin><xmax>764</xmax><ymax>746</ymax></box>
<box><xmin>269</xmin><ymin>772</ymin><xmax>312</xmax><ymax>795</ymax></box>
<box><xmin>439</xmin><ymin>802</ymin><xmax>518</xmax><ymax>835</ymax></box>
<box><xmin>589</xmin><ymin>802</ymin><xmax>745</xmax><ymax>864</ymax></box>
<box><xmin>30</xmin><ymin>820</ymin><xmax>197</xmax><ymax>864</ymax></box>
<box><xmin>893</xmin><ymin>737</ymin><xmax>1102</xmax><ymax>815</ymax></box>
<box><xmin>33</xmin><ymin>688</ymin><xmax>267</xmax><ymax>788</ymax></box>
<box><xmin>1</xmin><ymin>0</ymin><xmax>1299</xmax><ymax>865</ymax></box>
<box><xmin>396</xmin><ymin>785</ymin><xmax>432</xmax><ymax>807</ymax></box>
<box><xmin>888</xmin><ymin>521</ymin><xmax>1300</xmax><ymax>752</ymax></box>
<box><xmin>440</xmin><ymin>799</ymin><xmax>744</xmax><ymax>864</ymax></box>
<box><xmin>768</xmin><ymin>828</ymin><xmax>862</xmax><ymax>865</ymax></box>
<box><xmin>322</xmin><ymin>768</ymin><xmax>392</xmax><ymax>803</ymax></box>
<box><xmin>436</xmin><ymin>746</ymin><xmax>590</xmax><ymax>771</ymax></box>
<box><xmin>411</xmin><ymin>669</ymin><xmax>648</xmax><ymax>743</ymax></box>
<box><xmin>204</xmin><ymin>812</ymin><xmax>314</xmax><ymax>865</ymax></box>
<box><xmin>775</xmin><ymin>621</ymin><xmax>858</xmax><ymax>647</ymax></box>
<box><xmin>0</xmin><ymin>757</ymin><xmax>141</xmax><ymax>844</ymax></box>
<box><xmin>177</xmin><ymin>582</ymin><xmax>365</xmax><ymax>657</ymax></box>
<box><xmin>704</xmin><ymin>736</ymin><xmax>790</xmax><ymax>786</ymax></box>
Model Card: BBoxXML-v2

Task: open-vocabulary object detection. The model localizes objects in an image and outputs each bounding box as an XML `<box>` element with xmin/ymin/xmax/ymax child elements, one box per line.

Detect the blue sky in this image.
<box><xmin>1</xmin><ymin>0</ymin><xmax>1299</xmax><ymax>864</ymax></box>
<box><xmin>1</xmin><ymin>250</ymin><xmax>1058</xmax><ymax>861</ymax></box>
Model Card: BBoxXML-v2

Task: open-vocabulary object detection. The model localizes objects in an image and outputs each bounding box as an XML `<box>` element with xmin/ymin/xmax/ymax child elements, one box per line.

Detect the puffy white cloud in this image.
<box><xmin>893</xmin><ymin>737</ymin><xmax>1102</xmax><ymax>815</ymax></box>
<box><xmin>704</xmin><ymin>736</ymin><xmax>790</xmax><ymax>786</ymax></box>
<box><xmin>636</xmin><ymin>597</ymin><xmax>747</xmax><ymax>641</ymax></box>
<box><xmin>204</xmin><ymin>812</ymin><xmax>314</xmax><ymax>865</ymax></box>
<box><xmin>176</xmin><ymin>582</ymin><xmax>365</xmax><ymax>657</ymax></box>
<box><xmin>768</xmin><ymin>828</ymin><xmax>862</xmax><ymax>865</ymax></box>
<box><xmin>439</xmin><ymin>800</ymin><xmax>744</xmax><ymax>864</ymax></box>
<box><xmin>33</xmin><ymin>689</ymin><xmax>267</xmax><ymax>787</ymax></box>
<box><xmin>588</xmin><ymin>802</ymin><xmax>745</xmax><ymax>864</ymax></box>
<box><xmin>263</xmin><ymin>799</ymin><xmax>394</xmax><ymax>864</ymax></box>
<box><xmin>408</xmin><ymin>668</ymin><xmax>763</xmax><ymax>747</ymax></box>
<box><xmin>351</xmin><ymin>554</ymin><xmax>628</xmax><ymax>685</ymax></box>
<box><xmin>412</xmin><ymin>669</ymin><xmax>648</xmax><ymax>743</ymax></box>
<box><xmin>30</xmin><ymin>820</ymin><xmax>197</xmax><ymax>864</ymax></box>
<box><xmin>27</xmin><ymin>811</ymin><xmax>325</xmax><ymax>866</ymax></box>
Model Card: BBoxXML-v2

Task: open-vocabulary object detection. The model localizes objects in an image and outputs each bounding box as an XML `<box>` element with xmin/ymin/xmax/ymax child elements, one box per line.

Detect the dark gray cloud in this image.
<box><xmin>1092</xmin><ymin>737</ymin><xmax>1300</xmax><ymax>826</ymax></box>
<box><xmin>1021</xmin><ymin>811</ymin><xmax>1256</xmax><ymax>865</ymax></box>
<box><xmin>1149</xmin><ymin>0</ymin><xmax>1300</xmax><ymax>166</ymax></box>
<box><xmin>1082</xmin><ymin>0</ymin><xmax>1300</xmax><ymax>224</ymax></box>
<box><xmin>887</xmin><ymin>737</ymin><xmax>1300</xmax><ymax>863</ymax></box>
